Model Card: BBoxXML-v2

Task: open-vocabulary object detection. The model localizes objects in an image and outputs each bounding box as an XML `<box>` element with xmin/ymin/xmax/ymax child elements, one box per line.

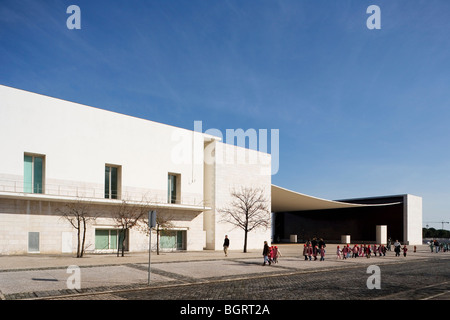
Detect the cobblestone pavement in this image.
<box><xmin>49</xmin><ymin>257</ymin><xmax>449</xmax><ymax>301</ymax></box>
<box><xmin>1</xmin><ymin>245</ymin><xmax>449</xmax><ymax>301</ymax></box>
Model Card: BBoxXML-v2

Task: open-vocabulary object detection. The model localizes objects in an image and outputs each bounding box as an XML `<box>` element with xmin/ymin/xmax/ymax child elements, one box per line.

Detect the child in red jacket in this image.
<box><xmin>336</xmin><ymin>245</ymin><xmax>342</xmax><ymax>259</ymax></box>
<box><xmin>402</xmin><ymin>245</ymin><xmax>408</xmax><ymax>257</ymax></box>
<box><xmin>366</xmin><ymin>245</ymin><xmax>372</xmax><ymax>258</ymax></box>
<box><xmin>319</xmin><ymin>245</ymin><xmax>325</xmax><ymax>261</ymax></box>
<box><xmin>342</xmin><ymin>245</ymin><xmax>348</xmax><ymax>260</ymax></box>
<box><xmin>307</xmin><ymin>244</ymin><xmax>313</xmax><ymax>261</ymax></box>
<box><xmin>313</xmin><ymin>245</ymin><xmax>319</xmax><ymax>261</ymax></box>
<box><xmin>303</xmin><ymin>244</ymin><xmax>308</xmax><ymax>261</ymax></box>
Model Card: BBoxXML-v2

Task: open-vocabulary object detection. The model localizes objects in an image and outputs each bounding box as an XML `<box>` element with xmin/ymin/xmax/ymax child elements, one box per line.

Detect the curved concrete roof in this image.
<box><xmin>271</xmin><ymin>185</ymin><xmax>399</xmax><ymax>212</ymax></box>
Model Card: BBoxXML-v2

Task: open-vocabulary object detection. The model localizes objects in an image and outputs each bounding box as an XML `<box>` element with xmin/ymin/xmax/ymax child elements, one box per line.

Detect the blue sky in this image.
<box><xmin>1</xmin><ymin>0</ymin><xmax>449</xmax><ymax>229</ymax></box>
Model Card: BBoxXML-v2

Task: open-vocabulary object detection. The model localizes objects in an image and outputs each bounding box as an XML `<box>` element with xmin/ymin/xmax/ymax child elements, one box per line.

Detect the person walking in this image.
<box><xmin>394</xmin><ymin>240</ymin><xmax>401</xmax><ymax>257</ymax></box>
<box><xmin>262</xmin><ymin>241</ymin><xmax>271</xmax><ymax>266</ymax></box>
<box><xmin>381</xmin><ymin>244</ymin><xmax>387</xmax><ymax>256</ymax></box>
<box><xmin>303</xmin><ymin>244</ymin><xmax>308</xmax><ymax>261</ymax></box>
<box><xmin>342</xmin><ymin>244</ymin><xmax>348</xmax><ymax>260</ymax></box>
<box><xmin>223</xmin><ymin>235</ymin><xmax>230</xmax><ymax>257</ymax></box>
<box><xmin>402</xmin><ymin>245</ymin><xmax>408</xmax><ymax>257</ymax></box>
<box><xmin>319</xmin><ymin>245</ymin><xmax>325</xmax><ymax>261</ymax></box>
<box><xmin>307</xmin><ymin>244</ymin><xmax>313</xmax><ymax>261</ymax></box>
<box><xmin>311</xmin><ymin>237</ymin><xmax>318</xmax><ymax>259</ymax></box>
<box><xmin>359</xmin><ymin>244</ymin><xmax>364</xmax><ymax>257</ymax></box>
<box><xmin>336</xmin><ymin>245</ymin><xmax>342</xmax><ymax>259</ymax></box>
<box><xmin>268</xmin><ymin>246</ymin><xmax>274</xmax><ymax>264</ymax></box>
<box><xmin>318</xmin><ymin>238</ymin><xmax>326</xmax><ymax>251</ymax></box>
<box><xmin>273</xmin><ymin>246</ymin><xmax>281</xmax><ymax>263</ymax></box>
<box><xmin>352</xmin><ymin>244</ymin><xmax>359</xmax><ymax>258</ymax></box>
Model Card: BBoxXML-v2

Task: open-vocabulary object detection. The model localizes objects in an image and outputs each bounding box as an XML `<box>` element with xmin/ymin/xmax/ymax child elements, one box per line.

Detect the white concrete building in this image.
<box><xmin>0</xmin><ymin>85</ymin><xmax>272</xmax><ymax>255</ymax></box>
<box><xmin>0</xmin><ymin>85</ymin><xmax>423</xmax><ymax>255</ymax></box>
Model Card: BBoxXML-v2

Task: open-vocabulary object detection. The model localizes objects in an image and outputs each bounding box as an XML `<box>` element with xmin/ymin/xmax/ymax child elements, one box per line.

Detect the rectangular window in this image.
<box><xmin>160</xmin><ymin>230</ymin><xmax>185</xmax><ymax>250</ymax></box>
<box><xmin>160</xmin><ymin>230</ymin><xmax>177</xmax><ymax>249</ymax></box>
<box><xmin>176</xmin><ymin>230</ymin><xmax>184</xmax><ymax>250</ymax></box>
<box><xmin>168</xmin><ymin>173</ymin><xmax>180</xmax><ymax>204</ymax></box>
<box><xmin>24</xmin><ymin>154</ymin><xmax>44</xmax><ymax>194</ymax></box>
<box><xmin>105</xmin><ymin>165</ymin><xmax>120</xmax><ymax>199</ymax></box>
<box><xmin>95</xmin><ymin>229</ymin><xmax>126</xmax><ymax>250</ymax></box>
<box><xmin>95</xmin><ymin>229</ymin><xmax>110</xmax><ymax>250</ymax></box>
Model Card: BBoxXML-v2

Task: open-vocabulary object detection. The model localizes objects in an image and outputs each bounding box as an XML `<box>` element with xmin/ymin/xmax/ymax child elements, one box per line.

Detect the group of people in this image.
<box><xmin>335</xmin><ymin>241</ymin><xmax>408</xmax><ymax>259</ymax></box>
<box><xmin>302</xmin><ymin>237</ymin><xmax>327</xmax><ymax>261</ymax></box>
<box><xmin>262</xmin><ymin>241</ymin><xmax>282</xmax><ymax>265</ymax></box>
<box><xmin>429</xmin><ymin>239</ymin><xmax>449</xmax><ymax>253</ymax></box>
<box><xmin>224</xmin><ymin>236</ymin><xmax>283</xmax><ymax>265</ymax></box>
<box><xmin>224</xmin><ymin>235</ymin><xmax>418</xmax><ymax>267</ymax></box>
<box><xmin>299</xmin><ymin>238</ymin><xmax>410</xmax><ymax>261</ymax></box>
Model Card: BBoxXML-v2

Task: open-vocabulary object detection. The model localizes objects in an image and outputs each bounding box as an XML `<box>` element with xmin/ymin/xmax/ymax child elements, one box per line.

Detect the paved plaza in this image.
<box><xmin>0</xmin><ymin>244</ymin><xmax>449</xmax><ymax>301</ymax></box>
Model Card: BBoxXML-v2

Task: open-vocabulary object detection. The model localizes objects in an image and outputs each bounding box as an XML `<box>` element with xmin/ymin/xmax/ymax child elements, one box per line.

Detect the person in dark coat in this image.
<box><xmin>262</xmin><ymin>241</ymin><xmax>271</xmax><ymax>266</ymax></box>
<box><xmin>223</xmin><ymin>235</ymin><xmax>230</xmax><ymax>257</ymax></box>
<box><xmin>318</xmin><ymin>238</ymin><xmax>326</xmax><ymax>250</ymax></box>
<box><xmin>394</xmin><ymin>240</ymin><xmax>401</xmax><ymax>257</ymax></box>
<box><xmin>311</xmin><ymin>237</ymin><xmax>318</xmax><ymax>257</ymax></box>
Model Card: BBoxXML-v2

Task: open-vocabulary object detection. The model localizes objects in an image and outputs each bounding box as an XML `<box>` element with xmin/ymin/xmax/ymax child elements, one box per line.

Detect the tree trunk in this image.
<box><xmin>121</xmin><ymin>229</ymin><xmax>127</xmax><ymax>257</ymax></box>
<box><xmin>243</xmin><ymin>229</ymin><xmax>248</xmax><ymax>253</ymax></box>
<box><xmin>117</xmin><ymin>229</ymin><xmax>122</xmax><ymax>257</ymax></box>
<box><xmin>156</xmin><ymin>228</ymin><xmax>160</xmax><ymax>255</ymax></box>
<box><xmin>80</xmin><ymin>218</ymin><xmax>87</xmax><ymax>258</ymax></box>
<box><xmin>76</xmin><ymin>220</ymin><xmax>81</xmax><ymax>258</ymax></box>
<box><xmin>117</xmin><ymin>232</ymin><xmax>120</xmax><ymax>257</ymax></box>
<box><xmin>117</xmin><ymin>229</ymin><xmax>126</xmax><ymax>257</ymax></box>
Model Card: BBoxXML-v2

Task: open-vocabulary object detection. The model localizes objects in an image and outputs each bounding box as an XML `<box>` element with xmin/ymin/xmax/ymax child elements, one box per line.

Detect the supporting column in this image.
<box><xmin>341</xmin><ymin>235</ymin><xmax>351</xmax><ymax>244</ymax></box>
<box><xmin>376</xmin><ymin>225</ymin><xmax>387</xmax><ymax>245</ymax></box>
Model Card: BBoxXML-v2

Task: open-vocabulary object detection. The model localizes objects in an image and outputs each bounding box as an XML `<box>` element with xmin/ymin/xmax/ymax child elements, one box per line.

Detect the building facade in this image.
<box><xmin>0</xmin><ymin>85</ymin><xmax>272</xmax><ymax>255</ymax></box>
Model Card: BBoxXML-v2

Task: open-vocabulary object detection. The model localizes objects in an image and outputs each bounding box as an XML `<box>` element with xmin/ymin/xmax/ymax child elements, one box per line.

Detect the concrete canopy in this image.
<box><xmin>271</xmin><ymin>185</ymin><xmax>397</xmax><ymax>212</ymax></box>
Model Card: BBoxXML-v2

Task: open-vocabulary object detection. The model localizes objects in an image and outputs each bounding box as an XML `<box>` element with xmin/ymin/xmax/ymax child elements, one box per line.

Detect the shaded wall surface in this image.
<box><xmin>274</xmin><ymin>202</ymin><xmax>404</xmax><ymax>243</ymax></box>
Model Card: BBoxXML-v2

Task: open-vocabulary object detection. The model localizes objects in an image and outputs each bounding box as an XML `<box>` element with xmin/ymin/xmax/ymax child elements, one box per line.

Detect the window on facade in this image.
<box><xmin>94</xmin><ymin>229</ymin><xmax>126</xmax><ymax>250</ymax></box>
<box><xmin>105</xmin><ymin>165</ymin><xmax>120</xmax><ymax>199</ymax></box>
<box><xmin>24</xmin><ymin>154</ymin><xmax>44</xmax><ymax>194</ymax></box>
<box><xmin>160</xmin><ymin>230</ymin><xmax>185</xmax><ymax>250</ymax></box>
<box><xmin>168</xmin><ymin>173</ymin><xmax>180</xmax><ymax>204</ymax></box>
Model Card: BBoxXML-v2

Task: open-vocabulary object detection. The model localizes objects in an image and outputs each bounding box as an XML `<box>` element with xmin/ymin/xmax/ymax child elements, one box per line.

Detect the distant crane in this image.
<box><xmin>424</xmin><ymin>221</ymin><xmax>450</xmax><ymax>230</ymax></box>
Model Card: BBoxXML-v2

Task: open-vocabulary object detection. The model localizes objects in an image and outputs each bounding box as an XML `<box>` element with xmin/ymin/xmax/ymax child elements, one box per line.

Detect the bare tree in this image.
<box><xmin>139</xmin><ymin>208</ymin><xmax>176</xmax><ymax>255</ymax></box>
<box><xmin>218</xmin><ymin>186</ymin><xmax>270</xmax><ymax>253</ymax></box>
<box><xmin>57</xmin><ymin>199</ymin><xmax>97</xmax><ymax>258</ymax></box>
<box><xmin>155</xmin><ymin>209</ymin><xmax>176</xmax><ymax>255</ymax></box>
<box><xmin>113</xmin><ymin>199</ymin><xmax>148</xmax><ymax>257</ymax></box>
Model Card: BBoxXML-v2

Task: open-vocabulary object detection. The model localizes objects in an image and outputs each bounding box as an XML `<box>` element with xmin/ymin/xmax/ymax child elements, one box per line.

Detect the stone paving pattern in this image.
<box><xmin>0</xmin><ymin>244</ymin><xmax>449</xmax><ymax>300</ymax></box>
